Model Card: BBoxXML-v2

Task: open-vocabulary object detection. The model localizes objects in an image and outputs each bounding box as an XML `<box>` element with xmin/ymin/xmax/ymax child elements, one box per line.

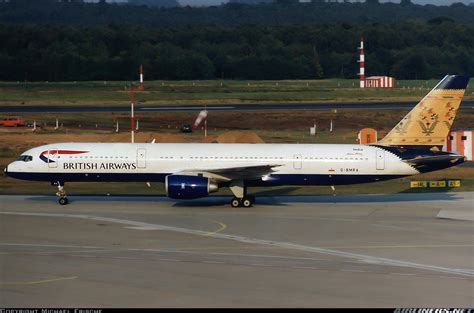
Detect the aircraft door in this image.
<box><xmin>376</xmin><ymin>149</ymin><xmax>385</xmax><ymax>170</ymax></box>
<box><xmin>293</xmin><ymin>154</ymin><xmax>302</xmax><ymax>170</ymax></box>
<box><xmin>137</xmin><ymin>148</ymin><xmax>146</xmax><ymax>168</ymax></box>
<box><xmin>48</xmin><ymin>148</ymin><xmax>58</xmax><ymax>168</ymax></box>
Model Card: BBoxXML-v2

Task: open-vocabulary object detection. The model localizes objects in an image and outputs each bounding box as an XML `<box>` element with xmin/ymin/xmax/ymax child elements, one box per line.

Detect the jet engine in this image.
<box><xmin>165</xmin><ymin>175</ymin><xmax>218</xmax><ymax>199</ymax></box>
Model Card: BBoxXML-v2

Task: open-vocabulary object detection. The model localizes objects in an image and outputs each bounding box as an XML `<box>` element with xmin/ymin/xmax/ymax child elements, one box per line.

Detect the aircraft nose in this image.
<box><xmin>4</xmin><ymin>162</ymin><xmax>14</xmax><ymax>176</ymax></box>
<box><xmin>4</xmin><ymin>162</ymin><xmax>19</xmax><ymax>178</ymax></box>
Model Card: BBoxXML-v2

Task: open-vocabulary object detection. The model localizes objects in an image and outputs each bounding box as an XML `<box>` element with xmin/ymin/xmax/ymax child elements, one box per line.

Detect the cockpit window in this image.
<box><xmin>16</xmin><ymin>155</ymin><xmax>33</xmax><ymax>162</ymax></box>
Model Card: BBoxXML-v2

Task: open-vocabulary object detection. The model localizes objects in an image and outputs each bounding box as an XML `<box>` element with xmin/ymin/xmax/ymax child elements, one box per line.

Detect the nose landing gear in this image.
<box><xmin>54</xmin><ymin>182</ymin><xmax>69</xmax><ymax>205</ymax></box>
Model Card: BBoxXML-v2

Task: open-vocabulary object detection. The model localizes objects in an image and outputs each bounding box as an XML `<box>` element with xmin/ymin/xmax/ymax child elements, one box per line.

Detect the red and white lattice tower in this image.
<box><xmin>357</xmin><ymin>37</ymin><xmax>365</xmax><ymax>88</ymax></box>
<box><xmin>139</xmin><ymin>64</ymin><xmax>144</xmax><ymax>91</ymax></box>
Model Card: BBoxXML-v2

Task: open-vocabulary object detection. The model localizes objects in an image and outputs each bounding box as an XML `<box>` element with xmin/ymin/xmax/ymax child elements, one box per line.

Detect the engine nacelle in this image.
<box><xmin>165</xmin><ymin>175</ymin><xmax>218</xmax><ymax>199</ymax></box>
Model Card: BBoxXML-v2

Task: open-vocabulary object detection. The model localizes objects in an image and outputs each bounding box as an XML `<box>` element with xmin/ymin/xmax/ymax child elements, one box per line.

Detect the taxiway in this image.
<box><xmin>0</xmin><ymin>193</ymin><xmax>473</xmax><ymax>307</ymax></box>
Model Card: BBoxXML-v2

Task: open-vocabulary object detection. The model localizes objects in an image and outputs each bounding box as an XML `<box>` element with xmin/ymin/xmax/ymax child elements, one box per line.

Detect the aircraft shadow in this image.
<box><xmin>18</xmin><ymin>191</ymin><xmax>465</xmax><ymax>207</ymax></box>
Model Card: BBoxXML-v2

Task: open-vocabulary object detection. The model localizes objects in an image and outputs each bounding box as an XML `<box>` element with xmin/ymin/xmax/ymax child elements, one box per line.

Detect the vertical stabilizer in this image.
<box><xmin>378</xmin><ymin>75</ymin><xmax>470</xmax><ymax>147</ymax></box>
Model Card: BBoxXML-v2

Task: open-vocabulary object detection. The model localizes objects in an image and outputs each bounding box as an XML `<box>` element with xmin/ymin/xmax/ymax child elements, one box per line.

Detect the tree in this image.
<box><xmin>274</xmin><ymin>0</ymin><xmax>299</xmax><ymax>4</ymax></box>
<box><xmin>391</xmin><ymin>50</ymin><xmax>429</xmax><ymax>79</ymax></box>
<box><xmin>0</xmin><ymin>22</ymin><xmax>473</xmax><ymax>81</ymax></box>
<box><xmin>127</xmin><ymin>0</ymin><xmax>179</xmax><ymax>7</ymax></box>
<box><xmin>229</xmin><ymin>0</ymin><xmax>272</xmax><ymax>3</ymax></box>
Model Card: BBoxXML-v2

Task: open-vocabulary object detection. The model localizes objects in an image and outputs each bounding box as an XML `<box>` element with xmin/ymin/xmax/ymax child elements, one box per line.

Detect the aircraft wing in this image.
<box><xmin>175</xmin><ymin>164</ymin><xmax>282</xmax><ymax>182</ymax></box>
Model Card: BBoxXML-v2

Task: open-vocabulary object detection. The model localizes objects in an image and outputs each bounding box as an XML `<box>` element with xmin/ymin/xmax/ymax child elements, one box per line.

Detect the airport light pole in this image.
<box><xmin>129</xmin><ymin>88</ymin><xmax>136</xmax><ymax>143</ymax></box>
<box><xmin>131</xmin><ymin>101</ymin><xmax>135</xmax><ymax>143</ymax></box>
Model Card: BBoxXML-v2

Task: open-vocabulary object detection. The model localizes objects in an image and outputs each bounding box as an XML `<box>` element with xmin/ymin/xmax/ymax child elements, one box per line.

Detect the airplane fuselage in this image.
<box><xmin>6</xmin><ymin>142</ymin><xmax>420</xmax><ymax>186</ymax></box>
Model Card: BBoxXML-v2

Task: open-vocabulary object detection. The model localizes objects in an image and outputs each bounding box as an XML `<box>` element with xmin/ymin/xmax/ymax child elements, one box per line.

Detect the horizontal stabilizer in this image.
<box><xmin>403</xmin><ymin>153</ymin><xmax>465</xmax><ymax>172</ymax></box>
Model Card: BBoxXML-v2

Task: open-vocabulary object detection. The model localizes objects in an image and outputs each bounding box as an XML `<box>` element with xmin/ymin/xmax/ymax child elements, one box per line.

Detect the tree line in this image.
<box><xmin>0</xmin><ymin>21</ymin><xmax>472</xmax><ymax>81</ymax></box>
<box><xmin>1</xmin><ymin>0</ymin><xmax>474</xmax><ymax>26</ymax></box>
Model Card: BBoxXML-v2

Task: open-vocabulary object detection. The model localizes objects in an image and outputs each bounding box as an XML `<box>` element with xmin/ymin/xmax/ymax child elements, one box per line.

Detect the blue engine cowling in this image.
<box><xmin>165</xmin><ymin>175</ymin><xmax>218</xmax><ymax>199</ymax></box>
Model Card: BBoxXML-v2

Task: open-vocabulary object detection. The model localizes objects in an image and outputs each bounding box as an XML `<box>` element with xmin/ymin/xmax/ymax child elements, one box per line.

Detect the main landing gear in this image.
<box><xmin>229</xmin><ymin>180</ymin><xmax>255</xmax><ymax>208</ymax></box>
<box><xmin>231</xmin><ymin>195</ymin><xmax>256</xmax><ymax>208</ymax></box>
<box><xmin>53</xmin><ymin>181</ymin><xmax>69</xmax><ymax>205</ymax></box>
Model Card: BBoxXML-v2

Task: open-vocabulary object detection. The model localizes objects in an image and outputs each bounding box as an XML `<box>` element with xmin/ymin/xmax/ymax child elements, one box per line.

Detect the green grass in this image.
<box><xmin>2</xmin><ymin>78</ymin><xmax>471</xmax><ymax>105</ymax></box>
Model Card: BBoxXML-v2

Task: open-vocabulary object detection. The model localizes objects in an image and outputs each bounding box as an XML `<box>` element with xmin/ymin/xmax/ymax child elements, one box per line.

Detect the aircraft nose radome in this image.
<box><xmin>4</xmin><ymin>164</ymin><xmax>11</xmax><ymax>177</ymax></box>
<box><xmin>4</xmin><ymin>163</ymin><xmax>15</xmax><ymax>176</ymax></box>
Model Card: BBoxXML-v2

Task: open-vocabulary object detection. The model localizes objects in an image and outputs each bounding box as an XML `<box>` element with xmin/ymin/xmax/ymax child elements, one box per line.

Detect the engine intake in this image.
<box><xmin>165</xmin><ymin>175</ymin><xmax>218</xmax><ymax>199</ymax></box>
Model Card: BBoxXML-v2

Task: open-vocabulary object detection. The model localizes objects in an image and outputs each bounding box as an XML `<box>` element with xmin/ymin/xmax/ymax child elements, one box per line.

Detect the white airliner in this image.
<box><xmin>5</xmin><ymin>75</ymin><xmax>469</xmax><ymax>207</ymax></box>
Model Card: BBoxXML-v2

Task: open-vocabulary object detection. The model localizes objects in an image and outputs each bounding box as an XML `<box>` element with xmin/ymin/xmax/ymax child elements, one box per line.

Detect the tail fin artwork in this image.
<box><xmin>378</xmin><ymin>75</ymin><xmax>470</xmax><ymax>147</ymax></box>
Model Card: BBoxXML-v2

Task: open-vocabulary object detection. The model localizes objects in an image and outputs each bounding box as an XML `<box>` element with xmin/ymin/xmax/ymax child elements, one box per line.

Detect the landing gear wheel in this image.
<box><xmin>242</xmin><ymin>198</ymin><xmax>252</xmax><ymax>208</ymax></box>
<box><xmin>231</xmin><ymin>198</ymin><xmax>241</xmax><ymax>208</ymax></box>
<box><xmin>58</xmin><ymin>197</ymin><xmax>69</xmax><ymax>205</ymax></box>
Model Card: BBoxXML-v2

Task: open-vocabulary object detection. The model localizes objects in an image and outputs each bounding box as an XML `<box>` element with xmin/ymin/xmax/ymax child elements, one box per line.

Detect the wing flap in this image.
<box><xmin>175</xmin><ymin>164</ymin><xmax>282</xmax><ymax>182</ymax></box>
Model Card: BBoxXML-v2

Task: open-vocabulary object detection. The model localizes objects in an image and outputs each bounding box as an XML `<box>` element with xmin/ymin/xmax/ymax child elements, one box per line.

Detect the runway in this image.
<box><xmin>0</xmin><ymin>193</ymin><xmax>473</xmax><ymax>307</ymax></box>
<box><xmin>1</xmin><ymin>100</ymin><xmax>473</xmax><ymax>113</ymax></box>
